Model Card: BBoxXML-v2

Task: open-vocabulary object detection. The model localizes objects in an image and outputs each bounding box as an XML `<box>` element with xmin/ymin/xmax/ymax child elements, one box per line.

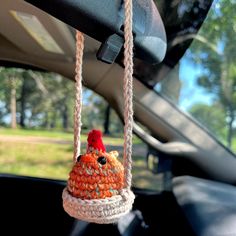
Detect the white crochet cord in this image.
<box><xmin>73</xmin><ymin>31</ymin><xmax>84</xmax><ymax>162</ymax></box>
<box><xmin>63</xmin><ymin>0</ymin><xmax>135</xmax><ymax>224</ymax></box>
<box><xmin>123</xmin><ymin>0</ymin><xmax>134</xmax><ymax>189</ymax></box>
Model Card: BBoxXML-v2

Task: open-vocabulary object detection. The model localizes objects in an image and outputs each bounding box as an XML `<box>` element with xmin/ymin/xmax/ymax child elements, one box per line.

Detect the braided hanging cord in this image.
<box><xmin>73</xmin><ymin>31</ymin><xmax>84</xmax><ymax>162</ymax></box>
<box><xmin>73</xmin><ymin>0</ymin><xmax>133</xmax><ymax>188</ymax></box>
<box><xmin>63</xmin><ymin>0</ymin><xmax>134</xmax><ymax>224</ymax></box>
<box><xmin>123</xmin><ymin>0</ymin><xmax>133</xmax><ymax>189</ymax></box>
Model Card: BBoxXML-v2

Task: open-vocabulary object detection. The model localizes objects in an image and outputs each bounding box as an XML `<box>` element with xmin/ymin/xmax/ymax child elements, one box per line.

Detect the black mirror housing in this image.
<box><xmin>25</xmin><ymin>0</ymin><xmax>167</xmax><ymax>64</ymax></box>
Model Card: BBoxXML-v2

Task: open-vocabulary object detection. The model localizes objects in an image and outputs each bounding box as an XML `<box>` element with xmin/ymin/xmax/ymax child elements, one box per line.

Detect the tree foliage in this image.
<box><xmin>188</xmin><ymin>0</ymin><xmax>236</xmax><ymax>147</ymax></box>
<box><xmin>189</xmin><ymin>102</ymin><xmax>226</xmax><ymax>142</ymax></box>
<box><xmin>0</xmin><ymin>68</ymin><xmax>122</xmax><ymax>134</ymax></box>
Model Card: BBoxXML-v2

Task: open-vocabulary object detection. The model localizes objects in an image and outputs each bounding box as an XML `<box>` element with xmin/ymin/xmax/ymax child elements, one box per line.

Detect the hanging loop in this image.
<box><xmin>63</xmin><ymin>0</ymin><xmax>135</xmax><ymax>224</ymax></box>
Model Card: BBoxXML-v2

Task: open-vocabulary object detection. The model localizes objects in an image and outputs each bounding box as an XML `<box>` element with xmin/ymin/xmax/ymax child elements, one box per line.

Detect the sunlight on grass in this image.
<box><xmin>0</xmin><ymin>129</ymin><xmax>162</xmax><ymax>191</ymax></box>
<box><xmin>0</xmin><ymin>141</ymin><xmax>162</xmax><ymax>190</ymax></box>
<box><xmin>0</xmin><ymin>128</ymin><xmax>142</xmax><ymax>145</ymax></box>
<box><xmin>0</xmin><ymin>142</ymin><xmax>73</xmax><ymax>179</ymax></box>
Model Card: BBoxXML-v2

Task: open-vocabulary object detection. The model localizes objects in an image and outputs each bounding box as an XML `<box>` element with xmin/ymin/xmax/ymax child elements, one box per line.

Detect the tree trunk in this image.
<box><xmin>19</xmin><ymin>77</ymin><xmax>26</xmax><ymax>127</ymax></box>
<box><xmin>42</xmin><ymin>112</ymin><xmax>49</xmax><ymax>129</ymax></box>
<box><xmin>103</xmin><ymin>105</ymin><xmax>111</xmax><ymax>135</ymax></box>
<box><xmin>62</xmin><ymin>104</ymin><xmax>69</xmax><ymax>131</ymax></box>
<box><xmin>227</xmin><ymin>109</ymin><xmax>234</xmax><ymax>148</ymax></box>
<box><xmin>50</xmin><ymin>111</ymin><xmax>57</xmax><ymax>129</ymax></box>
<box><xmin>10</xmin><ymin>78</ymin><xmax>17</xmax><ymax>129</ymax></box>
<box><xmin>220</xmin><ymin>63</ymin><xmax>234</xmax><ymax>148</ymax></box>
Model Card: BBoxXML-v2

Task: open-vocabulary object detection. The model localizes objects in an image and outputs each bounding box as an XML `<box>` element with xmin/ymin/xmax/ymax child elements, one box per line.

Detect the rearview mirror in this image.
<box><xmin>25</xmin><ymin>0</ymin><xmax>167</xmax><ymax>64</ymax></box>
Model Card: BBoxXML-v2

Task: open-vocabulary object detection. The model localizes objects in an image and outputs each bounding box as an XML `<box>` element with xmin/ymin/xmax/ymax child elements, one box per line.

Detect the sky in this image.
<box><xmin>178</xmin><ymin>56</ymin><xmax>215</xmax><ymax>112</ymax></box>
<box><xmin>154</xmin><ymin>54</ymin><xmax>216</xmax><ymax>113</ymax></box>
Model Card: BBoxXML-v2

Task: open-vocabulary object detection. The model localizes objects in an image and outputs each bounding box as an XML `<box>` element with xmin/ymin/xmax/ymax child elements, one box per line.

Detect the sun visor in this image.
<box><xmin>25</xmin><ymin>0</ymin><xmax>167</xmax><ymax>64</ymax></box>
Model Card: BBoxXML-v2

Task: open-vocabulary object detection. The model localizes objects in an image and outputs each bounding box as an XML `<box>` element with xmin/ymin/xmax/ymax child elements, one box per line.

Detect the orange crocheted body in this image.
<box><xmin>67</xmin><ymin>150</ymin><xmax>124</xmax><ymax>199</ymax></box>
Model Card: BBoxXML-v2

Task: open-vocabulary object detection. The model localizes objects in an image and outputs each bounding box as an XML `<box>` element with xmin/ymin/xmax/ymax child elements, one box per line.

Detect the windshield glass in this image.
<box><xmin>155</xmin><ymin>0</ymin><xmax>236</xmax><ymax>153</ymax></box>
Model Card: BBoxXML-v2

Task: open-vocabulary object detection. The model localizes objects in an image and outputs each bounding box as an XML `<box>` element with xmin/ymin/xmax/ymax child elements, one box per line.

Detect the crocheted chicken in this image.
<box><xmin>67</xmin><ymin>130</ymin><xmax>124</xmax><ymax>199</ymax></box>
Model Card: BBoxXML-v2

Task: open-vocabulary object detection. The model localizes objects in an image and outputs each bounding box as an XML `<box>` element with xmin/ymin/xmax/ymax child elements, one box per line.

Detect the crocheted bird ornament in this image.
<box><xmin>67</xmin><ymin>130</ymin><xmax>124</xmax><ymax>200</ymax></box>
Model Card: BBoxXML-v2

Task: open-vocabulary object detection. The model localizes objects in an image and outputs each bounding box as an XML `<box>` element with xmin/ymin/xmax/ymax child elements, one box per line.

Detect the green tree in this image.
<box><xmin>82</xmin><ymin>89</ymin><xmax>107</xmax><ymax>131</ymax></box>
<box><xmin>18</xmin><ymin>71</ymin><xmax>38</xmax><ymax>127</ymax></box>
<box><xmin>189</xmin><ymin>102</ymin><xmax>226</xmax><ymax>142</ymax></box>
<box><xmin>0</xmin><ymin>68</ymin><xmax>75</xmax><ymax>130</ymax></box>
<box><xmin>82</xmin><ymin>89</ymin><xmax>123</xmax><ymax>134</ymax></box>
<box><xmin>188</xmin><ymin>0</ymin><xmax>236</xmax><ymax>147</ymax></box>
<box><xmin>0</xmin><ymin>68</ymin><xmax>123</xmax><ymax>134</ymax></box>
<box><xmin>26</xmin><ymin>71</ymin><xmax>74</xmax><ymax>130</ymax></box>
<box><xmin>0</xmin><ymin>67</ymin><xmax>23</xmax><ymax>128</ymax></box>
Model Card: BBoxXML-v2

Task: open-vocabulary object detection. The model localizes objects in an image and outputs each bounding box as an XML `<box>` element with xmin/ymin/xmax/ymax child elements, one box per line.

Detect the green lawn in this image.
<box><xmin>0</xmin><ymin>128</ymin><xmax>162</xmax><ymax>191</ymax></box>
<box><xmin>0</xmin><ymin>141</ymin><xmax>73</xmax><ymax>179</ymax></box>
<box><xmin>1</xmin><ymin>128</ymin><xmax>235</xmax><ymax>191</ymax></box>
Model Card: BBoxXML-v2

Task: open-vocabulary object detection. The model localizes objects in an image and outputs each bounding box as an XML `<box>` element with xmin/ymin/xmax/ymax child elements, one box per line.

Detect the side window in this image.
<box><xmin>155</xmin><ymin>1</ymin><xmax>236</xmax><ymax>154</ymax></box>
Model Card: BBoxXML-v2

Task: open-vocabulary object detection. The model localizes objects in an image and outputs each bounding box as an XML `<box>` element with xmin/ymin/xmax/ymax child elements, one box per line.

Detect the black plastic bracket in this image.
<box><xmin>96</xmin><ymin>34</ymin><xmax>124</xmax><ymax>64</ymax></box>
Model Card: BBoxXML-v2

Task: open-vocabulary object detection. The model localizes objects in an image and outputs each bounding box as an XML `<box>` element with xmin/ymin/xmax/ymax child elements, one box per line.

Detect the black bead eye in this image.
<box><xmin>97</xmin><ymin>156</ymin><xmax>107</xmax><ymax>165</ymax></box>
<box><xmin>77</xmin><ymin>155</ymin><xmax>82</xmax><ymax>162</ymax></box>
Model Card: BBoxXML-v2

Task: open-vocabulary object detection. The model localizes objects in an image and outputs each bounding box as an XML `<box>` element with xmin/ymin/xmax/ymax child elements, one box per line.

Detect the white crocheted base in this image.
<box><xmin>62</xmin><ymin>187</ymin><xmax>135</xmax><ymax>224</ymax></box>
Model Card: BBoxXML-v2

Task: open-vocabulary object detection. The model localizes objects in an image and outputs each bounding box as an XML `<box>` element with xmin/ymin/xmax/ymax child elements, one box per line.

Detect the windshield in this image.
<box><xmin>155</xmin><ymin>0</ymin><xmax>236</xmax><ymax>154</ymax></box>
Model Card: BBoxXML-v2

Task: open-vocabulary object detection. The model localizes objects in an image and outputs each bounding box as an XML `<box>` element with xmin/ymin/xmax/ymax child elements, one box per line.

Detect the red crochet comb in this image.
<box><xmin>87</xmin><ymin>129</ymin><xmax>106</xmax><ymax>152</ymax></box>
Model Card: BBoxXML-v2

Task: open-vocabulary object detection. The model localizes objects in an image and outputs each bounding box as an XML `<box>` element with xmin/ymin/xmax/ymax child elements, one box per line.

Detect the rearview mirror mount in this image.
<box><xmin>25</xmin><ymin>0</ymin><xmax>167</xmax><ymax>64</ymax></box>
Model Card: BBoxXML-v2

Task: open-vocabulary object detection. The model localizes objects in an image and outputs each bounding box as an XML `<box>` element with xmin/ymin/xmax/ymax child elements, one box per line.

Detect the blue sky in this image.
<box><xmin>155</xmin><ymin>55</ymin><xmax>215</xmax><ymax>112</ymax></box>
<box><xmin>178</xmin><ymin>57</ymin><xmax>215</xmax><ymax>112</ymax></box>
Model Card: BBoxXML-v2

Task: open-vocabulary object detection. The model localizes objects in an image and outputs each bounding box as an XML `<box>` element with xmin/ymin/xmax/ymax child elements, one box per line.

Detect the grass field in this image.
<box><xmin>0</xmin><ymin>128</ymin><xmax>163</xmax><ymax>191</ymax></box>
<box><xmin>0</xmin><ymin>128</ymin><xmax>141</xmax><ymax>145</ymax></box>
